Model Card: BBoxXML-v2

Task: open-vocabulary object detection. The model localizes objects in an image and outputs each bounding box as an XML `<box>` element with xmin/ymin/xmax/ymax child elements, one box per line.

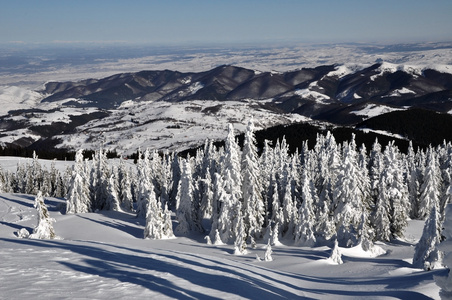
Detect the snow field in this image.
<box><xmin>0</xmin><ymin>193</ymin><xmax>446</xmax><ymax>299</ymax></box>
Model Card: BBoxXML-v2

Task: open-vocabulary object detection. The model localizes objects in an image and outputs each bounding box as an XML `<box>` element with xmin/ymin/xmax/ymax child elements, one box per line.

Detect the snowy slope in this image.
<box><xmin>0</xmin><ymin>192</ymin><xmax>446</xmax><ymax>299</ymax></box>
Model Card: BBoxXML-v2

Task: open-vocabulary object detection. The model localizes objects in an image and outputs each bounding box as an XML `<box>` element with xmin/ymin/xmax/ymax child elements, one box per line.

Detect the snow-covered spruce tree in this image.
<box><xmin>418</xmin><ymin>148</ymin><xmax>441</xmax><ymax>219</ymax></box>
<box><xmin>117</xmin><ymin>159</ymin><xmax>134</xmax><ymax>212</ymax></box>
<box><xmin>294</xmin><ymin>167</ymin><xmax>317</xmax><ymax>246</ymax></box>
<box><xmin>212</xmin><ymin>124</ymin><xmax>243</xmax><ymax>244</ymax></box>
<box><xmin>328</xmin><ymin>239</ymin><xmax>343</xmax><ymax>265</ymax></box>
<box><xmin>241</xmin><ymin>118</ymin><xmax>265</xmax><ymax>240</ymax></box>
<box><xmin>264</xmin><ymin>240</ymin><xmax>273</xmax><ymax>262</ymax></box>
<box><xmin>406</xmin><ymin>141</ymin><xmax>421</xmax><ymax>219</ymax></box>
<box><xmin>24</xmin><ymin>151</ymin><xmax>44</xmax><ymax>195</ymax></box>
<box><xmin>209</xmin><ymin>172</ymin><xmax>223</xmax><ymax>242</ymax></box>
<box><xmin>384</xmin><ymin>143</ymin><xmax>410</xmax><ymax>239</ymax></box>
<box><xmin>413</xmin><ymin>204</ymin><xmax>444</xmax><ymax>270</ymax></box>
<box><xmin>0</xmin><ymin>166</ymin><xmax>6</xmax><ymax>193</ymax></box>
<box><xmin>66</xmin><ymin>149</ymin><xmax>91</xmax><ymax>214</ymax></box>
<box><xmin>373</xmin><ymin>178</ymin><xmax>392</xmax><ymax>242</ymax></box>
<box><xmin>144</xmin><ymin>180</ymin><xmax>174</xmax><ymax>239</ymax></box>
<box><xmin>233</xmin><ymin>202</ymin><xmax>247</xmax><ymax>255</ymax></box>
<box><xmin>260</xmin><ymin>139</ymin><xmax>274</xmax><ymax>226</ymax></box>
<box><xmin>369</xmin><ymin>139</ymin><xmax>384</xmax><ymax>207</ymax></box>
<box><xmin>269</xmin><ymin>175</ymin><xmax>284</xmax><ymax>240</ymax></box>
<box><xmin>136</xmin><ymin>149</ymin><xmax>152</xmax><ymax>217</ymax></box>
<box><xmin>162</xmin><ymin>203</ymin><xmax>175</xmax><ymax>238</ymax></box>
<box><xmin>438</xmin><ymin>142</ymin><xmax>452</xmax><ymax>217</ymax></box>
<box><xmin>281</xmin><ymin>165</ymin><xmax>297</xmax><ymax>238</ymax></box>
<box><xmin>175</xmin><ymin>158</ymin><xmax>203</xmax><ymax>234</ymax></box>
<box><xmin>332</xmin><ymin>136</ymin><xmax>369</xmax><ymax>247</ymax></box>
<box><xmin>91</xmin><ymin>148</ymin><xmax>110</xmax><ymax>211</ymax></box>
<box><xmin>199</xmin><ymin>166</ymin><xmax>214</xmax><ymax>221</ymax></box>
<box><xmin>30</xmin><ymin>191</ymin><xmax>56</xmax><ymax>239</ymax></box>
<box><xmin>105</xmin><ymin>171</ymin><xmax>121</xmax><ymax>211</ymax></box>
<box><xmin>436</xmin><ymin>203</ymin><xmax>452</xmax><ymax>297</ymax></box>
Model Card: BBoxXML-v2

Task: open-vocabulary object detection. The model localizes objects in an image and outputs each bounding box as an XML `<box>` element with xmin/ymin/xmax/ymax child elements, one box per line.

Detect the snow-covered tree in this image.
<box><xmin>144</xmin><ymin>180</ymin><xmax>172</xmax><ymax>239</ymax></box>
<box><xmin>91</xmin><ymin>148</ymin><xmax>110</xmax><ymax>211</ymax></box>
<box><xmin>264</xmin><ymin>241</ymin><xmax>273</xmax><ymax>262</ymax></box>
<box><xmin>136</xmin><ymin>149</ymin><xmax>152</xmax><ymax>217</ymax></box>
<box><xmin>413</xmin><ymin>204</ymin><xmax>443</xmax><ymax>270</ymax></box>
<box><xmin>294</xmin><ymin>167</ymin><xmax>317</xmax><ymax>246</ymax></box>
<box><xmin>436</xmin><ymin>204</ymin><xmax>452</xmax><ymax>297</ymax></box>
<box><xmin>418</xmin><ymin>149</ymin><xmax>441</xmax><ymax>219</ymax></box>
<box><xmin>30</xmin><ymin>191</ymin><xmax>56</xmax><ymax>239</ymax></box>
<box><xmin>328</xmin><ymin>239</ymin><xmax>343</xmax><ymax>265</ymax></box>
<box><xmin>233</xmin><ymin>202</ymin><xmax>247</xmax><ymax>255</ymax></box>
<box><xmin>105</xmin><ymin>172</ymin><xmax>121</xmax><ymax>211</ymax></box>
<box><xmin>333</xmin><ymin>137</ymin><xmax>368</xmax><ymax>247</ymax></box>
<box><xmin>66</xmin><ymin>149</ymin><xmax>91</xmax><ymax>214</ymax></box>
<box><xmin>241</xmin><ymin>118</ymin><xmax>265</xmax><ymax>240</ymax></box>
<box><xmin>175</xmin><ymin>159</ymin><xmax>203</xmax><ymax>234</ymax></box>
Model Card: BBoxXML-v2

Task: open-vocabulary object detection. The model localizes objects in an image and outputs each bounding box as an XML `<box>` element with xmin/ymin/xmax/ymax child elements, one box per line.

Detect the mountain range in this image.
<box><xmin>1</xmin><ymin>62</ymin><xmax>452</xmax><ymax>156</ymax></box>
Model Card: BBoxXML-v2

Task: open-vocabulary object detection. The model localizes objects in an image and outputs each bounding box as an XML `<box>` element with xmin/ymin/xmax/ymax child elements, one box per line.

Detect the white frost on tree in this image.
<box><xmin>294</xmin><ymin>167</ymin><xmax>317</xmax><ymax>246</ymax></box>
<box><xmin>66</xmin><ymin>149</ymin><xmax>91</xmax><ymax>214</ymax></box>
<box><xmin>144</xmin><ymin>181</ymin><xmax>174</xmax><ymax>239</ymax></box>
<box><xmin>30</xmin><ymin>191</ymin><xmax>57</xmax><ymax>239</ymax></box>
<box><xmin>233</xmin><ymin>202</ymin><xmax>248</xmax><ymax>255</ymax></box>
<box><xmin>436</xmin><ymin>204</ymin><xmax>452</xmax><ymax>297</ymax></box>
<box><xmin>418</xmin><ymin>149</ymin><xmax>441</xmax><ymax>220</ymax></box>
<box><xmin>175</xmin><ymin>159</ymin><xmax>203</xmax><ymax>234</ymax></box>
<box><xmin>327</xmin><ymin>239</ymin><xmax>343</xmax><ymax>265</ymax></box>
<box><xmin>241</xmin><ymin>118</ymin><xmax>265</xmax><ymax>240</ymax></box>
<box><xmin>413</xmin><ymin>204</ymin><xmax>444</xmax><ymax>270</ymax></box>
<box><xmin>105</xmin><ymin>172</ymin><xmax>121</xmax><ymax>211</ymax></box>
<box><xmin>264</xmin><ymin>240</ymin><xmax>273</xmax><ymax>262</ymax></box>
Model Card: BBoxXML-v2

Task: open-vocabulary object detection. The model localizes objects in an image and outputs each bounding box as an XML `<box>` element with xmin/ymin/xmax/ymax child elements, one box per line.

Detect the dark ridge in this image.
<box><xmin>179</xmin><ymin>120</ymin><xmax>419</xmax><ymax>158</ymax></box>
<box><xmin>356</xmin><ymin>108</ymin><xmax>452</xmax><ymax>147</ymax></box>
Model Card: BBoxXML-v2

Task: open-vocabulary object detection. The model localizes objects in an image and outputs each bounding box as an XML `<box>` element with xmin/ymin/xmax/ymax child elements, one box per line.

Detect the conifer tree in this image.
<box><xmin>105</xmin><ymin>172</ymin><xmax>121</xmax><ymax>211</ymax></box>
<box><xmin>418</xmin><ymin>149</ymin><xmax>441</xmax><ymax>219</ymax></box>
<box><xmin>175</xmin><ymin>159</ymin><xmax>203</xmax><ymax>234</ymax></box>
<box><xmin>295</xmin><ymin>167</ymin><xmax>317</xmax><ymax>246</ymax></box>
<box><xmin>413</xmin><ymin>204</ymin><xmax>444</xmax><ymax>270</ymax></box>
<box><xmin>328</xmin><ymin>239</ymin><xmax>343</xmax><ymax>264</ymax></box>
<box><xmin>66</xmin><ymin>149</ymin><xmax>91</xmax><ymax>214</ymax></box>
<box><xmin>264</xmin><ymin>241</ymin><xmax>273</xmax><ymax>262</ymax></box>
<box><xmin>118</xmin><ymin>163</ymin><xmax>134</xmax><ymax>212</ymax></box>
<box><xmin>241</xmin><ymin>118</ymin><xmax>265</xmax><ymax>240</ymax></box>
<box><xmin>333</xmin><ymin>137</ymin><xmax>367</xmax><ymax>246</ymax></box>
<box><xmin>92</xmin><ymin>148</ymin><xmax>110</xmax><ymax>210</ymax></box>
<box><xmin>136</xmin><ymin>149</ymin><xmax>152</xmax><ymax>217</ymax></box>
<box><xmin>144</xmin><ymin>181</ymin><xmax>167</xmax><ymax>239</ymax></box>
<box><xmin>233</xmin><ymin>202</ymin><xmax>247</xmax><ymax>255</ymax></box>
<box><xmin>30</xmin><ymin>191</ymin><xmax>56</xmax><ymax>239</ymax></box>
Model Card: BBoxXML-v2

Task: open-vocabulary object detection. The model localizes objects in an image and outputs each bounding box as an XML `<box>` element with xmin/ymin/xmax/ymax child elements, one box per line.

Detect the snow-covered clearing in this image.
<box><xmin>351</xmin><ymin>104</ymin><xmax>405</xmax><ymax>119</ymax></box>
<box><xmin>0</xmin><ymin>192</ymin><xmax>445</xmax><ymax>299</ymax></box>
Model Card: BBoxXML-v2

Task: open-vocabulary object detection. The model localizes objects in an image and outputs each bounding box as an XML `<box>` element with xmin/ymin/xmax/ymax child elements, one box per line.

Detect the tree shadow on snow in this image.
<box><xmin>0</xmin><ymin>194</ymin><xmax>34</xmax><ymax>208</ymax></box>
<box><xmin>0</xmin><ymin>237</ymin><xmax>443</xmax><ymax>299</ymax></box>
<box><xmin>0</xmin><ymin>238</ymin><xmax>313</xmax><ymax>299</ymax></box>
<box><xmin>76</xmin><ymin>214</ymin><xmax>144</xmax><ymax>239</ymax></box>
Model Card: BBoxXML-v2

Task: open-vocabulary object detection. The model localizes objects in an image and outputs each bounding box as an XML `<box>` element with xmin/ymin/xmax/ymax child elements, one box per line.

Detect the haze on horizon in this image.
<box><xmin>1</xmin><ymin>0</ymin><xmax>451</xmax><ymax>47</ymax></box>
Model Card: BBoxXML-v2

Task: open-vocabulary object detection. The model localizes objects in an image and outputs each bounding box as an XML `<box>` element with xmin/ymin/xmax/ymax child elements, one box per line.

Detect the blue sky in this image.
<box><xmin>1</xmin><ymin>0</ymin><xmax>451</xmax><ymax>46</ymax></box>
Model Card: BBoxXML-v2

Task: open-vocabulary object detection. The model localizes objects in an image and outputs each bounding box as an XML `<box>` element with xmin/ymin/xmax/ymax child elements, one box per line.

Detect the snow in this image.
<box><xmin>358</xmin><ymin>128</ymin><xmax>408</xmax><ymax>141</ymax></box>
<box><xmin>0</xmin><ymin>85</ymin><xmax>44</xmax><ymax>116</ymax></box>
<box><xmin>0</xmin><ymin>161</ymin><xmax>445</xmax><ymax>300</ymax></box>
<box><xmin>52</xmin><ymin>99</ymin><xmax>308</xmax><ymax>155</ymax></box>
<box><xmin>370</xmin><ymin>62</ymin><xmax>424</xmax><ymax>81</ymax></box>
<box><xmin>295</xmin><ymin>88</ymin><xmax>330</xmax><ymax>104</ymax></box>
<box><xmin>351</xmin><ymin>104</ymin><xmax>405</xmax><ymax>119</ymax></box>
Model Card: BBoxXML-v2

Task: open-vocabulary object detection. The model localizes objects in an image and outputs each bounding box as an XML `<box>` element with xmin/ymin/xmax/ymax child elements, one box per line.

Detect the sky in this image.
<box><xmin>1</xmin><ymin>0</ymin><xmax>451</xmax><ymax>46</ymax></box>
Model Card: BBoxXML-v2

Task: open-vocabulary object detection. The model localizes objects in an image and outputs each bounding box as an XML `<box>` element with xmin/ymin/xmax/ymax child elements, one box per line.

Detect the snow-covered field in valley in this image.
<box><xmin>0</xmin><ymin>190</ymin><xmax>447</xmax><ymax>299</ymax></box>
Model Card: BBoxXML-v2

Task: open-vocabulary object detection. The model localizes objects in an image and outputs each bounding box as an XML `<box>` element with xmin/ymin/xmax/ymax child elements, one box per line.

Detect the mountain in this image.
<box><xmin>1</xmin><ymin>62</ymin><xmax>452</xmax><ymax>155</ymax></box>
